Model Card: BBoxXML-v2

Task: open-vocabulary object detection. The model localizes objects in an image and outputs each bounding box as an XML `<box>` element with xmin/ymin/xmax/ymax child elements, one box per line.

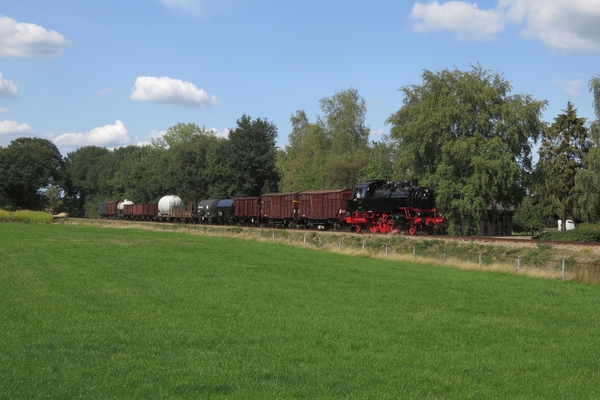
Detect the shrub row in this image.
<box><xmin>0</xmin><ymin>209</ymin><xmax>54</xmax><ymax>224</ymax></box>
<box><xmin>540</xmin><ymin>227</ymin><xmax>600</xmax><ymax>242</ymax></box>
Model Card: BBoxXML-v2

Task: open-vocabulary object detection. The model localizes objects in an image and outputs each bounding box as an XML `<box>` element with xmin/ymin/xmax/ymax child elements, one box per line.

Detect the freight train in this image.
<box><xmin>98</xmin><ymin>179</ymin><xmax>445</xmax><ymax>235</ymax></box>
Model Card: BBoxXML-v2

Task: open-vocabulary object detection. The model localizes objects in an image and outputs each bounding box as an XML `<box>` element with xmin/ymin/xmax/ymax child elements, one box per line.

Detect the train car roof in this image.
<box><xmin>298</xmin><ymin>188</ymin><xmax>351</xmax><ymax>195</ymax></box>
<box><xmin>355</xmin><ymin>180</ymin><xmax>386</xmax><ymax>185</ymax></box>
<box><xmin>261</xmin><ymin>192</ymin><xmax>299</xmax><ymax>197</ymax></box>
<box><xmin>198</xmin><ymin>198</ymin><xmax>222</xmax><ymax>205</ymax></box>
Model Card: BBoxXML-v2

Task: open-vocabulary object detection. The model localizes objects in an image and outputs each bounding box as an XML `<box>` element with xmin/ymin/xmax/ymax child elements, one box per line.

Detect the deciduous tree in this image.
<box><xmin>151</xmin><ymin>122</ymin><xmax>210</xmax><ymax>148</ymax></box>
<box><xmin>63</xmin><ymin>146</ymin><xmax>111</xmax><ymax>216</ymax></box>
<box><xmin>359</xmin><ymin>139</ymin><xmax>396</xmax><ymax>181</ymax></box>
<box><xmin>278</xmin><ymin>111</ymin><xmax>329</xmax><ymax>191</ymax></box>
<box><xmin>279</xmin><ymin>88</ymin><xmax>371</xmax><ymax>191</ymax></box>
<box><xmin>221</xmin><ymin>115</ymin><xmax>279</xmax><ymax>197</ymax></box>
<box><xmin>0</xmin><ymin>137</ymin><xmax>63</xmax><ymax>210</ymax></box>
<box><xmin>166</xmin><ymin>132</ymin><xmax>222</xmax><ymax>203</ymax></box>
<box><xmin>387</xmin><ymin>65</ymin><xmax>546</xmax><ymax>235</ymax></box>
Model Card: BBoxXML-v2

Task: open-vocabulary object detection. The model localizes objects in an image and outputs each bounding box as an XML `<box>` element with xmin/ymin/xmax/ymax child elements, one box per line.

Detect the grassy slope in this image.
<box><xmin>1</xmin><ymin>224</ymin><xmax>599</xmax><ymax>399</ymax></box>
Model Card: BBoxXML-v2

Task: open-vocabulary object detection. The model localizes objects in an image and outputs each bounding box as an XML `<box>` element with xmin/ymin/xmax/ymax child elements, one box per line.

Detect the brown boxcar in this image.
<box><xmin>133</xmin><ymin>203</ymin><xmax>158</xmax><ymax>220</ymax></box>
<box><xmin>123</xmin><ymin>204</ymin><xmax>134</xmax><ymax>218</ymax></box>
<box><xmin>297</xmin><ymin>189</ymin><xmax>352</xmax><ymax>229</ymax></box>
<box><xmin>105</xmin><ymin>200</ymin><xmax>120</xmax><ymax>218</ymax></box>
<box><xmin>233</xmin><ymin>197</ymin><xmax>261</xmax><ymax>225</ymax></box>
<box><xmin>133</xmin><ymin>203</ymin><xmax>143</xmax><ymax>216</ymax></box>
<box><xmin>260</xmin><ymin>193</ymin><xmax>298</xmax><ymax>226</ymax></box>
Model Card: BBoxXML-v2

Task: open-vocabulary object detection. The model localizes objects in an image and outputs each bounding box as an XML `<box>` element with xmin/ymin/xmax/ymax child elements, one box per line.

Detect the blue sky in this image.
<box><xmin>1</xmin><ymin>0</ymin><xmax>599</xmax><ymax>157</ymax></box>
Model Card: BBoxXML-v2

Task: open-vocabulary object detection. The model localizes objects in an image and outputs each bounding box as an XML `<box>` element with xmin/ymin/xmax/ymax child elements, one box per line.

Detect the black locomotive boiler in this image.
<box><xmin>346</xmin><ymin>179</ymin><xmax>444</xmax><ymax>234</ymax></box>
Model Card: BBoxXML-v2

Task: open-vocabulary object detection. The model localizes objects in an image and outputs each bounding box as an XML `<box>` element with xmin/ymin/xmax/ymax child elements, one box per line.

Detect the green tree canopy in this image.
<box><xmin>166</xmin><ymin>133</ymin><xmax>223</xmax><ymax>203</ymax></box>
<box><xmin>151</xmin><ymin>123</ymin><xmax>214</xmax><ymax>148</ymax></box>
<box><xmin>512</xmin><ymin>195</ymin><xmax>541</xmax><ymax>235</ymax></box>
<box><xmin>535</xmin><ymin>102</ymin><xmax>589</xmax><ymax>225</ymax></box>
<box><xmin>318</xmin><ymin>88</ymin><xmax>370</xmax><ymax>155</ymax></box>
<box><xmin>359</xmin><ymin>139</ymin><xmax>396</xmax><ymax>181</ymax></box>
<box><xmin>575</xmin><ymin>75</ymin><xmax>600</xmax><ymax>222</ymax></box>
<box><xmin>60</xmin><ymin>121</ymin><xmax>239</xmax><ymax>216</ymax></box>
<box><xmin>387</xmin><ymin>65</ymin><xmax>546</xmax><ymax>235</ymax></box>
<box><xmin>219</xmin><ymin>115</ymin><xmax>279</xmax><ymax>197</ymax></box>
<box><xmin>279</xmin><ymin>88</ymin><xmax>371</xmax><ymax>191</ymax></box>
<box><xmin>63</xmin><ymin>145</ymin><xmax>112</xmax><ymax>215</ymax></box>
<box><xmin>0</xmin><ymin>137</ymin><xmax>64</xmax><ymax>210</ymax></box>
<box><xmin>279</xmin><ymin>111</ymin><xmax>329</xmax><ymax>191</ymax></box>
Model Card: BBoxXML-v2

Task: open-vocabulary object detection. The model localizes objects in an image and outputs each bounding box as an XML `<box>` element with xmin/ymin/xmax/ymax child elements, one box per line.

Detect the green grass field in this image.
<box><xmin>1</xmin><ymin>224</ymin><xmax>600</xmax><ymax>399</ymax></box>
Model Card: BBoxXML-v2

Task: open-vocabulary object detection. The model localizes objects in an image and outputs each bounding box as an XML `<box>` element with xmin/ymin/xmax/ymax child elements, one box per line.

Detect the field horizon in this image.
<box><xmin>1</xmin><ymin>223</ymin><xmax>599</xmax><ymax>398</ymax></box>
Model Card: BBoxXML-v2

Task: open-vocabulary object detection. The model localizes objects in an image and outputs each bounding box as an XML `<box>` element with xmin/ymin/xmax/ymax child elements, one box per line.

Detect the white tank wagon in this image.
<box><xmin>117</xmin><ymin>199</ymin><xmax>135</xmax><ymax>218</ymax></box>
<box><xmin>117</xmin><ymin>199</ymin><xmax>134</xmax><ymax>210</ymax></box>
<box><xmin>158</xmin><ymin>195</ymin><xmax>183</xmax><ymax>217</ymax></box>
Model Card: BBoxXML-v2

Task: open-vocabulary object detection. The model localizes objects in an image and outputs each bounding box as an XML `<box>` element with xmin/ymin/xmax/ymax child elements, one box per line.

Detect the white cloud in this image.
<box><xmin>208</xmin><ymin>127</ymin><xmax>230</xmax><ymax>138</ymax></box>
<box><xmin>96</xmin><ymin>88</ymin><xmax>116</xmax><ymax>98</ymax></box>
<box><xmin>410</xmin><ymin>1</ymin><xmax>507</xmax><ymax>40</ymax></box>
<box><xmin>552</xmin><ymin>79</ymin><xmax>584</xmax><ymax>97</ymax></box>
<box><xmin>0</xmin><ymin>15</ymin><xmax>70</xmax><ymax>58</ymax></box>
<box><xmin>500</xmin><ymin>0</ymin><xmax>600</xmax><ymax>52</ymax></box>
<box><xmin>149</xmin><ymin>129</ymin><xmax>167</xmax><ymax>140</ymax></box>
<box><xmin>53</xmin><ymin>120</ymin><xmax>132</xmax><ymax>146</ymax></box>
<box><xmin>0</xmin><ymin>108</ymin><xmax>9</xmax><ymax>114</ymax></box>
<box><xmin>130</xmin><ymin>129</ymin><xmax>168</xmax><ymax>147</ymax></box>
<box><xmin>130</xmin><ymin>76</ymin><xmax>221</xmax><ymax>108</ymax></box>
<box><xmin>369</xmin><ymin>128</ymin><xmax>386</xmax><ymax>142</ymax></box>
<box><xmin>138</xmin><ymin>128</ymin><xmax>168</xmax><ymax>146</ymax></box>
<box><xmin>162</xmin><ymin>0</ymin><xmax>205</xmax><ymax>15</ymax></box>
<box><xmin>0</xmin><ymin>120</ymin><xmax>34</xmax><ymax>135</ymax></box>
<box><xmin>0</xmin><ymin>73</ymin><xmax>18</xmax><ymax>98</ymax></box>
<box><xmin>410</xmin><ymin>0</ymin><xmax>600</xmax><ymax>52</ymax></box>
<box><xmin>563</xmin><ymin>79</ymin><xmax>583</xmax><ymax>97</ymax></box>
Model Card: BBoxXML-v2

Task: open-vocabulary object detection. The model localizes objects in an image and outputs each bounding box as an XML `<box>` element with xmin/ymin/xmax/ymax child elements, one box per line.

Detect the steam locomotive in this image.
<box><xmin>346</xmin><ymin>179</ymin><xmax>444</xmax><ymax>234</ymax></box>
<box><xmin>98</xmin><ymin>179</ymin><xmax>445</xmax><ymax>235</ymax></box>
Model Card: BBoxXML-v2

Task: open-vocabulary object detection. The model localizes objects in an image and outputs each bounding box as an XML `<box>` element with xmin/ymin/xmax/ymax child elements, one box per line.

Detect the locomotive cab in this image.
<box><xmin>349</xmin><ymin>180</ymin><xmax>386</xmax><ymax>213</ymax></box>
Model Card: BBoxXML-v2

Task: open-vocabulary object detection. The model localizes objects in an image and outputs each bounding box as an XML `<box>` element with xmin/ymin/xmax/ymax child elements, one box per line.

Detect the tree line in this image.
<box><xmin>0</xmin><ymin>115</ymin><xmax>279</xmax><ymax>218</ymax></box>
<box><xmin>1</xmin><ymin>65</ymin><xmax>599</xmax><ymax>235</ymax></box>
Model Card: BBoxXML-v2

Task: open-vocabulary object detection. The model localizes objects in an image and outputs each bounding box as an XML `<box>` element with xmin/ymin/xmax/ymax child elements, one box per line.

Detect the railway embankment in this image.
<box><xmin>57</xmin><ymin>218</ymin><xmax>600</xmax><ymax>284</ymax></box>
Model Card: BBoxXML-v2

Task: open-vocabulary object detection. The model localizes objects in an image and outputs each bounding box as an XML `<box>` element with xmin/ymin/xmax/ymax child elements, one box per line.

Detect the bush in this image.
<box><xmin>539</xmin><ymin>227</ymin><xmax>600</xmax><ymax>242</ymax></box>
<box><xmin>0</xmin><ymin>209</ymin><xmax>54</xmax><ymax>224</ymax></box>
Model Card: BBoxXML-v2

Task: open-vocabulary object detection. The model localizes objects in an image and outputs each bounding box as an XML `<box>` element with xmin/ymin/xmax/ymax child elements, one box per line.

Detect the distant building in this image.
<box><xmin>480</xmin><ymin>207</ymin><xmax>515</xmax><ymax>236</ymax></box>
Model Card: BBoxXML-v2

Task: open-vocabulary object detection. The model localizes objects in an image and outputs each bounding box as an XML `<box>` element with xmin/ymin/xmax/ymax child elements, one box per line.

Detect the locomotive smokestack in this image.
<box><xmin>411</xmin><ymin>178</ymin><xmax>419</xmax><ymax>187</ymax></box>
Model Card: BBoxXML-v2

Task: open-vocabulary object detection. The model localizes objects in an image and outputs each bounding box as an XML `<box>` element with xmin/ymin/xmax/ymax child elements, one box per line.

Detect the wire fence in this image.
<box><xmin>64</xmin><ymin>219</ymin><xmax>600</xmax><ymax>285</ymax></box>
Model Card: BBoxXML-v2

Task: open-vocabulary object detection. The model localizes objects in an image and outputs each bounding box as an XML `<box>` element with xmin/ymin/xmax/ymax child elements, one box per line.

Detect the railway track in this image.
<box><xmin>61</xmin><ymin>218</ymin><xmax>600</xmax><ymax>248</ymax></box>
<box><xmin>439</xmin><ymin>235</ymin><xmax>600</xmax><ymax>247</ymax></box>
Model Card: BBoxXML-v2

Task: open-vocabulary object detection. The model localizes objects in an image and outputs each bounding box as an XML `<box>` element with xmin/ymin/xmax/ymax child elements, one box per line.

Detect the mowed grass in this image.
<box><xmin>1</xmin><ymin>225</ymin><xmax>600</xmax><ymax>399</ymax></box>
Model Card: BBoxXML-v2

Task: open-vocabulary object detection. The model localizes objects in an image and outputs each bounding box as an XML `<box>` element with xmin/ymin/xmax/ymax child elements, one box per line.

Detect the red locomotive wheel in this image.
<box><xmin>369</xmin><ymin>225</ymin><xmax>379</xmax><ymax>234</ymax></box>
<box><xmin>408</xmin><ymin>224</ymin><xmax>417</xmax><ymax>235</ymax></box>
